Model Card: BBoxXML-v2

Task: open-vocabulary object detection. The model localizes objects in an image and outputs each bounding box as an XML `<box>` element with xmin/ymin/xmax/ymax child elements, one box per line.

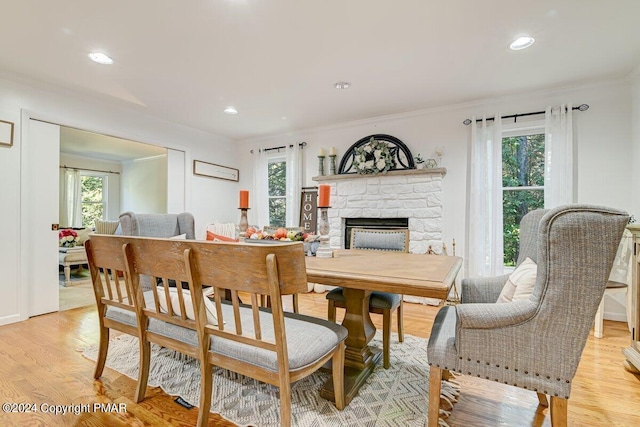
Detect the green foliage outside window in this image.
<box><xmin>268</xmin><ymin>160</ymin><xmax>286</xmax><ymax>227</ymax></box>
<box><xmin>81</xmin><ymin>175</ymin><xmax>105</xmax><ymax>229</ymax></box>
<box><xmin>502</xmin><ymin>134</ymin><xmax>545</xmax><ymax>266</ymax></box>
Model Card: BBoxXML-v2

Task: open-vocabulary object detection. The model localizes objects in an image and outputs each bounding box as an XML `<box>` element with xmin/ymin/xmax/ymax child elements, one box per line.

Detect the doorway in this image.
<box><xmin>58</xmin><ymin>126</ymin><xmax>169</xmax><ymax>311</ymax></box>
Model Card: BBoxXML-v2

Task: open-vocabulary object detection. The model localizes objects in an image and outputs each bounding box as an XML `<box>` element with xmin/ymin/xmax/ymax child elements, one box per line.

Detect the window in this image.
<box><xmin>267</xmin><ymin>157</ymin><xmax>286</xmax><ymax>227</ymax></box>
<box><xmin>81</xmin><ymin>173</ymin><xmax>107</xmax><ymax>228</ymax></box>
<box><xmin>502</xmin><ymin>128</ymin><xmax>545</xmax><ymax>266</ymax></box>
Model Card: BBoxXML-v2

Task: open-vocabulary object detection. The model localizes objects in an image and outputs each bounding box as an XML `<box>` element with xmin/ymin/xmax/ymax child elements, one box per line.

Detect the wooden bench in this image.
<box><xmin>86</xmin><ymin>235</ymin><xmax>346</xmax><ymax>427</ymax></box>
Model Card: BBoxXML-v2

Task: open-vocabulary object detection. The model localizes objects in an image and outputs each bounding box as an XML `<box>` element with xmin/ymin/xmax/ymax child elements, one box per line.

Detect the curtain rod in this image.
<box><xmin>60</xmin><ymin>165</ymin><xmax>120</xmax><ymax>175</ymax></box>
<box><xmin>250</xmin><ymin>141</ymin><xmax>306</xmax><ymax>154</ymax></box>
<box><xmin>462</xmin><ymin>104</ymin><xmax>589</xmax><ymax>125</ymax></box>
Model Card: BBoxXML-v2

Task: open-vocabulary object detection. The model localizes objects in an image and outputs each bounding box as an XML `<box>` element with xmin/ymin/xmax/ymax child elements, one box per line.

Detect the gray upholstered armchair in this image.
<box><xmin>427</xmin><ymin>205</ymin><xmax>629</xmax><ymax>427</ymax></box>
<box><xmin>119</xmin><ymin>211</ymin><xmax>196</xmax><ymax>239</ymax></box>
<box><xmin>118</xmin><ymin>212</ymin><xmax>196</xmax><ymax>290</ymax></box>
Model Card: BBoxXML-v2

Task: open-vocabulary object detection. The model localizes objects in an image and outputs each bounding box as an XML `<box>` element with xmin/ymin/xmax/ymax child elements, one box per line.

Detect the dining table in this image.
<box><xmin>305</xmin><ymin>249</ymin><xmax>463</xmax><ymax>405</ymax></box>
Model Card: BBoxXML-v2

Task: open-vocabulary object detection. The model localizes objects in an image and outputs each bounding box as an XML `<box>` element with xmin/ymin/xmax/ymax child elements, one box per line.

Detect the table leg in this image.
<box><xmin>64</xmin><ymin>264</ymin><xmax>71</xmax><ymax>286</ymax></box>
<box><xmin>321</xmin><ymin>288</ymin><xmax>382</xmax><ymax>405</ymax></box>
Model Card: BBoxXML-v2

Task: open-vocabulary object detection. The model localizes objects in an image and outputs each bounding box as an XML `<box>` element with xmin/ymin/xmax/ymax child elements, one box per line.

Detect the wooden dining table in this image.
<box><xmin>305</xmin><ymin>249</ymin><xmax>463</xmax><ymax>405</ymax></box>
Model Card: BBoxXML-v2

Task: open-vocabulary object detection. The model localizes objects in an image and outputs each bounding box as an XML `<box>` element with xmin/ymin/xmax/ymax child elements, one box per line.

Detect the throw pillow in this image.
<box><xmin>95</xmin><ymin>219</ymin><xmax>120</xmax><ymax>235</ymax></box>
<box><xmin>206</xmin><ymin>230</ymin><xmax>238</xmax><ymax>242</ymax></box>
<box><xmin>496</xmin><ymin>257</ymin><xmax>537</xmax><ymax>303</ymax></box>
<box><xmin>156</xmin><ymin>286</ymin><xmax>219</xmax><ymax>325</ymax></box>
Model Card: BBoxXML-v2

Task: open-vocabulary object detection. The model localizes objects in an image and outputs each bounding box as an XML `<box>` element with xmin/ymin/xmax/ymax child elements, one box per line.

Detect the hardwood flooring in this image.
<box><xmin>0</xmin><ymin>292</ymin><xmax>638</xmax><ymax>426</ymax></box>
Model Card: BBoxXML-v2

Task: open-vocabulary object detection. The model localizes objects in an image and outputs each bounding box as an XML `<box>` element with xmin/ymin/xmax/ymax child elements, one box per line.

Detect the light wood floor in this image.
<box><xmin>0</xmin><ymin>292</ymin><xmax>638</xmax><ymax>426</ymax></box>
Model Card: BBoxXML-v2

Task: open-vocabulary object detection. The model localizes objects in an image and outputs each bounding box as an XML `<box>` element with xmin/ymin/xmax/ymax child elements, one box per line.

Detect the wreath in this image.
<box><xmin>352</xmin><ymin>137</ymin><xmax>396</xmax><ymax>175</ymax></box>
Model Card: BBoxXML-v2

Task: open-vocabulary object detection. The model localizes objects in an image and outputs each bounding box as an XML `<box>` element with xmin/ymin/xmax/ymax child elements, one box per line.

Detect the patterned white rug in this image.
<box><xmin>82</xmin><ymin>332</ymin><xmax>458</xmax><ymax>426</ymax></box>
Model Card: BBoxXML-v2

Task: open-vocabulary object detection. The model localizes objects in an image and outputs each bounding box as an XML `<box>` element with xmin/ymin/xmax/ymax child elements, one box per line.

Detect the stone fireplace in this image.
<box><xmin>313</xmin><ymin>168</ymin><xmax>446</xmax><ymax>254</ymax></box>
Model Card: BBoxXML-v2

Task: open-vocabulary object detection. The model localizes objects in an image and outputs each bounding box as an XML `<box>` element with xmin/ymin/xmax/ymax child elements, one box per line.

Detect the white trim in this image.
<box><xmin>0</xmin><ymin>314</ymin><xmax>22</xmax><ymax>326</ymax></box>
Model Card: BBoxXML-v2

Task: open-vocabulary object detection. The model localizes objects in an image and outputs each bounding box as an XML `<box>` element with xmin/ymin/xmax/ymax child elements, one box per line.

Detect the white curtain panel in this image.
<box><xmin>466</xmin><ymin>115</ymin><xmax>504</xmax><ymax>277</ymax></box>
<box><xmin>61</xmin><ymin>169</ymin><xmax>82</xmax><ymax>228</ymax></box>
<box><xmin>285</xmin><ymin>144</ymin><xmax>302</xmax><ymax>227</ymax></box>
<box><xmin>252</xmin><ymin>149</ymin><xmax>270</xmax><ymax>229</ymax></box>
<box><xmin>544</xmin><ymin>104</ymin><xmax>574</xmax><ymax>207</ymax></box>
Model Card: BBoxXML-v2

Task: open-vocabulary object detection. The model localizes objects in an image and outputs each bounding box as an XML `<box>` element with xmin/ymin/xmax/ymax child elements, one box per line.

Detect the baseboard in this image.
<box><xmin>0</xmin><ymin>314</ymin><xmax>22</xmax><ymax>326</ymax></box>
<box><xmin>604</xmin><ymin>311</ymin><xmax>628</xmax><ymax>322</ymax></box>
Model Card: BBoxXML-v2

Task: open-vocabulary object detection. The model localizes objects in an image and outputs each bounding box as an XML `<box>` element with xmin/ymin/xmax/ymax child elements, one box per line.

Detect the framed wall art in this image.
<box><xmin>0</xmin><ymin>119</ymin><xmax>14</xmax><ymax>147</ymax></box>
<box><xmin>193</xmin><ymin>160</ymin><xmax>239</xmax><ymax>182</ymax></box>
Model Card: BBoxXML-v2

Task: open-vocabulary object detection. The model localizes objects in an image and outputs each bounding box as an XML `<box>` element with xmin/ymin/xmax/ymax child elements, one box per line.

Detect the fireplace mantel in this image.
<box><xmin>312</xmin><ymin>168</ymin><xmax>446</xmax><ymax>182</ymax></box>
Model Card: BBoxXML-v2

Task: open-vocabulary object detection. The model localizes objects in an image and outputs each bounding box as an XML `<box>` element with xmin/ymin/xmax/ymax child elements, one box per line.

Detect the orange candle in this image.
<box><xmin>318</xmin><ymin>185</ymin><xmax>330</xmax><ymax>207</ymax></box>
<box><xmin>239</xmin><ymin>190</ymin><xmax>249</xmax><ymax>209</ymax></box>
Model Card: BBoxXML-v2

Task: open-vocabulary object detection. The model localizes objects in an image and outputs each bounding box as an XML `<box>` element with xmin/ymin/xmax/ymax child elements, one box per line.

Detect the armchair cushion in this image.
<box><xmin>496</xmin><ymin>257</ymin><xmax>537</xmax><ymax>303</ymax></box>
<box><xmin>461</xmin><ymin>274</ymin><xmax>509</xmax><ymax>304</ymax></box>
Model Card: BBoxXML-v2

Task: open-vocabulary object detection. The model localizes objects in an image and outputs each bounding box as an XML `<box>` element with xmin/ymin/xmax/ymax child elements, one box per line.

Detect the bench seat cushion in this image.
<box><xmin>110</xmin><ymin>297</ymin><xmax>347</xmax><ymax>373</ymax></box>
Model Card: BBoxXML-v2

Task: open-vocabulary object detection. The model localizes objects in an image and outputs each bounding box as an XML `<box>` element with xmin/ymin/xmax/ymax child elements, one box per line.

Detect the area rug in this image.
<box><xmin>58</xmin><ymin>267</ymin><xmax>91</xmax><ymax>286</ymax></box>
<box><xmin>82</xmin><ymin>332</ymin><xmax>459</xmax><ymax>426</ymax></box>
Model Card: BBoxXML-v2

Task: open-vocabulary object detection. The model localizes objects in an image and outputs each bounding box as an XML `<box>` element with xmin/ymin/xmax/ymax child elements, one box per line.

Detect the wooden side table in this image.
<box><xmin>623</xmin><ymin>223</ymin><xmax>640</xmax><ymax>373</ymax></box>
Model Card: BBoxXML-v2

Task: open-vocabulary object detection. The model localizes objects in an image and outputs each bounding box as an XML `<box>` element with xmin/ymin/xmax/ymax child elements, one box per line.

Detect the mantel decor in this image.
<box><xmin>338</xmin><ymin>134</ymin><xmax>415</xmax><ymax>175</ymax></box>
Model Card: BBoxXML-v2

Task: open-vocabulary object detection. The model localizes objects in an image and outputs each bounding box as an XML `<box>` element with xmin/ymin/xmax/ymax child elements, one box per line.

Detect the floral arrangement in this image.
<box><xmin>352</xmin><ymin>137</ymin><xmax>396</xmax><ymax>175</ymax></box>
<box><xmin>59</xmin><ymin>229</ymin><xmax>78</xmax><ymax>248</ymax></box>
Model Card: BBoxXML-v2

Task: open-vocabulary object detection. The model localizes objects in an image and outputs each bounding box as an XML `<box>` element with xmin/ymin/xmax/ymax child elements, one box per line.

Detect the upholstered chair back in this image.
<box><xmin>119</xmin><ymin>211</ymin><xmax>195</xmax><ymax>240</ymax></box>
<box><xmin>350</xmin><ymin>228</ymin><xmax>409</xmax><ymax>252</ymax></box>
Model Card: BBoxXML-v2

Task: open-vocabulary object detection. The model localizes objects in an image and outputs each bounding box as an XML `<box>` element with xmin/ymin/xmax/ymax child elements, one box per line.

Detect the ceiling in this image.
<box><xmin>2</xmin><ymin>1</ymin><xmax>640</xmax><ymax>141</ymax></box>
<box><xmin>60</xmin><ymin>126</ymin><xmax>166</xmax><ymax>162</ymax></box>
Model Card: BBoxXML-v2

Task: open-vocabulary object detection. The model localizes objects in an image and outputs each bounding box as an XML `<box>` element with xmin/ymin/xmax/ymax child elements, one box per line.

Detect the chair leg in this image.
<box><xmin>134</xmin><ymin>339</ymin><xmax>151</xmax><ymax>403</ymax></box>
<box><xmin>550</xmin><ymin>396</ymin><xmax>568</xmax><ymax>427</ymax></box>
<box><xmin>594</xmin><ymin>296</ymin><xmax>605</xmax><ymax>338</ymax></box>
<box><xmin>279</xmin><ymin>382</ymin><xmax>292</xmax><ymax>427</ymax></box>
<box><xmin>382</xmin><ymin>309</ymin><xmax>391</xmax><ymax>369</ymax></box>
<box><xmin>332</xmin><ymin>342</ymin><xmax>345</xmax><ymax>410</ymax></box>
<box><xmin>397</xmin><ymin>299</ymin><xmax>404</xmax><ymax>343</ymax></box>
<box><xmin>196</xmin><ymin>362</ymin><xmax>213</xmax><ymax>427</ymax></box>
<box><xmin>93</xmin><ymin>325</ymin><xmax>110</xmax><ymax>379</ymax></box>
<box><xmin>537</xmin><ymin>392</ymin><xmax>549</xmax><ymax>407</ymax></box>
<box><xmin>327</xmin><ymin>300</ymin><xmax>336</xmax><ymax>322</ymax></box>
<box><xmin>292</xmin><ymin>294</ymin><xmax>299</xmax><ymax>314</ymax></box>
<box><xmin>428</xmin><ymin>365</ymin><xmax>443</xmax><ymax>427</ymax></box>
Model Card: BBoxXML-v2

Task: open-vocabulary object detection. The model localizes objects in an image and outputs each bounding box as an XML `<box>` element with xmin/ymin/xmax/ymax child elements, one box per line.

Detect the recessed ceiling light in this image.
<box><xmin>88</xmin><ymin>52</ymin><xmax>113</xmax><ymax>64</ymax></box>
<box><xmin>224</xmin><ymin>107</ymin><xmax>238</xmax><ymax>115</ymax></box>
<box><xmin>334</xmin><ymin>82</ymin><xmax>351</xmax><ymax>89</ymax></box>
<box><xmin>509</xmin><ymin>36</ymin><xmax>535</xmax><ymax>51</ymax></box>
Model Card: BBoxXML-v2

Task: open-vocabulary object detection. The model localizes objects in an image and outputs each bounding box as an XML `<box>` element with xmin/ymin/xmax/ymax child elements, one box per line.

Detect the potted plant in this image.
<box><xmin>415</xmin><ymin>154</ymin><xmax>426</xmax><ymax>169</ymax></box>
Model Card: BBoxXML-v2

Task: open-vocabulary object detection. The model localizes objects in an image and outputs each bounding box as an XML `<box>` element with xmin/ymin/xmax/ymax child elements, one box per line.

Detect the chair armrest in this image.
<box><xmin>461</xmin><ymin>274</ymin><xmax>509</xmax><ymax>304</ymax></box>
<box><xmin>456</xmin><ymin>301</ymin><xmax>536</xmax><ymax>329</ymax></box>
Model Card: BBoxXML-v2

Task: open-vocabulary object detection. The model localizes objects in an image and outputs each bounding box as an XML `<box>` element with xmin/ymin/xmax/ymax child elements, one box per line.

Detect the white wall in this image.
<box><xmin>238</xmin><ymin>79</ymin><xmax>635</xmax><ymax>321</ymax></box>
<box><xmin>59</xmin><ymin>153</ymin><xmax>122</xmax><ymax>222</ymax></box>
<box><xmin>0</xmin><ymin>107</ymin><xmax>22</xmax><ymax>325</ymax></box>
<box><xmin>121</xmin><ymin>155</ymin><xmax>167</xmax><ymax>214</ymax></box>
<box><xmin>0</xmin><ymin>73</ymin><xmax>241</xmax><ymax>324</ymax></box>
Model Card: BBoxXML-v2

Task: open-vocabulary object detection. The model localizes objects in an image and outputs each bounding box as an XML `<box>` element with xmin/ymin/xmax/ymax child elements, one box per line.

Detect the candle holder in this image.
<box><xmin>329</xmin><ymin>154</ymin><xmax>337</xmax><ymax>175</ymax></box>
<box><xmin>238</xmin><ymin>208</ymin><xmax>250</xmax><ymax>238</ymax></box>
<box><xmin>315</xmin><ymin>207</ymin><xmax>333</xmax><ymax>258</ymax></box>
<box><xmin>318</xmin><ymin>155</ymin><xmax>326</xmax><ymax>176</ymax></box>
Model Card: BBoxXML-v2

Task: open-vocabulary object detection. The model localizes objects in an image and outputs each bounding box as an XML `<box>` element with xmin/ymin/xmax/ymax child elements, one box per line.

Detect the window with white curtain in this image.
<box><xmin>502</xmin><ymin>125</ymin><xmax>545</xmax><ymax>266</ymax></box>
<box><xmin>466</xmin><ymin>105</ymin><xmax>573</xmax><ymax>277</ymax></box>
<box><xmin>80</xmin><ymin>172</ymin><xmax>107</xmax><ymax>228</ymax></box>
<box><xmin>267</xmin><ymin>156</ymin><xmax>287</xmax><ymax>227</ymax></box>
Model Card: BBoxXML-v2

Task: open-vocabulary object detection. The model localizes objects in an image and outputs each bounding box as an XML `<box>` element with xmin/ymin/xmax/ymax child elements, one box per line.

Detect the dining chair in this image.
<box><xmin>326</xmin><ymin>228</ymin><xmax>409</xmax><ymax>369</ymax></box>
<box><xmin>427</xmin><ymin>205</ymin><xmax>629</xmax><ymax>427</ymax></box>
<box><xmin>112</xmin><ymin>235</ymin><xmax>346</xmax><ymax>427</ymax></box>
<box><xmin>84</xmin><ymin>238</ymin><xmax>141</xmax><ymax>380</ymax></box>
